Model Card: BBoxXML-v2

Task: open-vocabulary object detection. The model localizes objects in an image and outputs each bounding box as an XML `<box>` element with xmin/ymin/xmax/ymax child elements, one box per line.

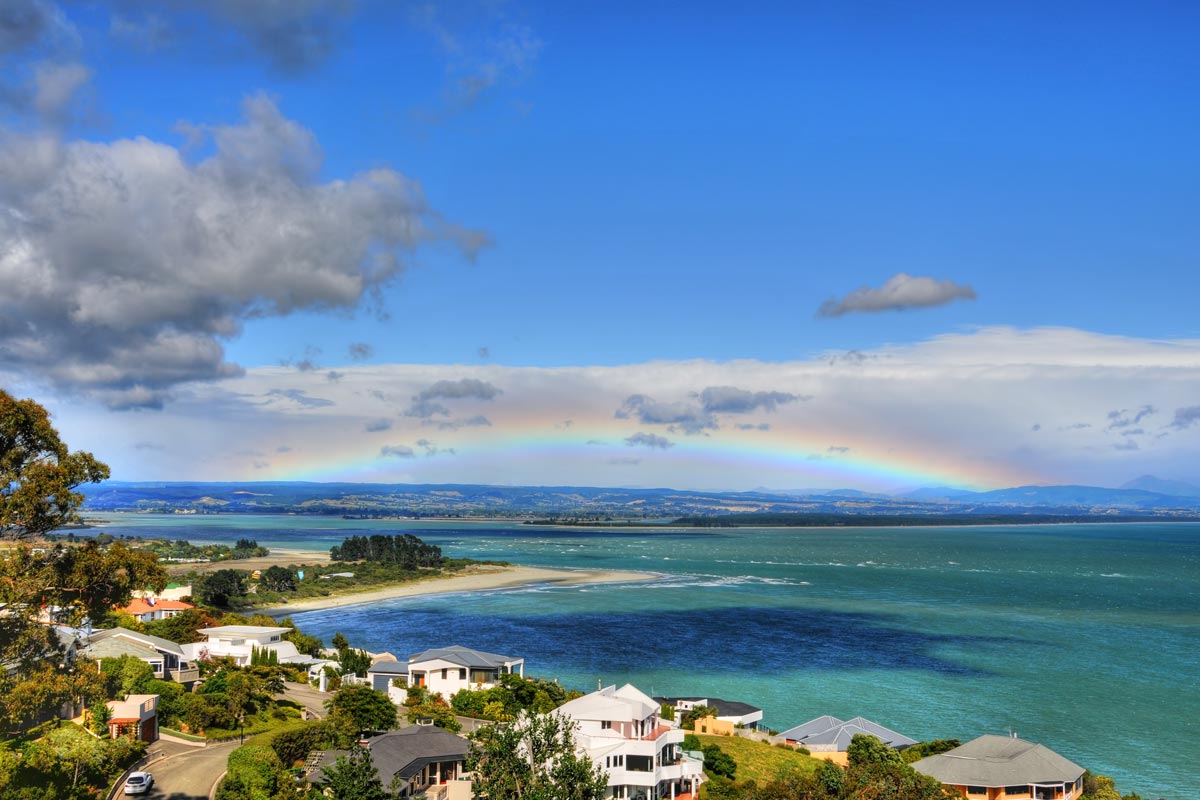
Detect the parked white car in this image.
<box><xmin>124</xmin><ymin>772</ymin><xmax>154</xmax><ymax>795</ymax></box>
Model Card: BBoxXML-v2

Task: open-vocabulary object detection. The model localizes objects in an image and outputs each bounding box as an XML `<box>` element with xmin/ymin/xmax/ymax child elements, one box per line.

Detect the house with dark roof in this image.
<box><xmin>911</xmin><ymin>734</ymin><xmax>1086</xmax><ymax>800</ymax></box>
<box><xmin>407</xmin><ymin>645</ymin><xmax>524</xmax><ymax>699</ymax></box>
<box><xmin>778</xmin><ymin>715</ymin><xmax>916</xmax><ymax>765</ymax></box>
<box><xmin>311</xmin><ymin>726</ymin><xmax>472</xmax><ymax>799</ymax></box>
<box><xmin>366</xmin><ymin>659</ymin><xmax>411</xmax><ymax>702</ymax></box>
<box><xmin>654</xmin><ymin>696</ymin><xmax>764</xmax><ymax>731</ymax></box>
<box><xmin>80</xmin><ymin>628</ymin><xmax>200</xmax><ymax>685</ymax></box>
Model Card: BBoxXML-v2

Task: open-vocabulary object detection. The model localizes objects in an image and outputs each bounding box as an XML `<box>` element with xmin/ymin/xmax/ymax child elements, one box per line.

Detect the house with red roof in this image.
<box><xmin>117</xmin><ymin>596</ymin><xmax>194</xmax><ymax>623</ymax></box>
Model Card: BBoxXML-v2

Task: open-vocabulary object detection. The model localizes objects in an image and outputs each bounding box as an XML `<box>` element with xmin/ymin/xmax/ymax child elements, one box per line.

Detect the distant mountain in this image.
<box><xmin>964</xmin><ymin>484</ymin><xmax>1200</xmax><ymax>511</ymax></box>
<box><xmin>900</xmin><ymin>486</ymin><xmax>982</xmax><ymax>502</ymax></box>
<box><xmin>1120</xmin><ymin>475</ymin><xmax>1200</xmax><ymax>498</ymax></box>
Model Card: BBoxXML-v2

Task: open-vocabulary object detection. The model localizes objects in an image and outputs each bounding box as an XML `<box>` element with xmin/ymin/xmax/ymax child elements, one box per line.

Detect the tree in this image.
<box><xmin>260</xmin><ymin>565</ymin><xmax>296</xmax><ymax>593</ymax></box>
<box><xmin>847</xmin><ymin>733</ymin><xmax>904</xmax><ymax>768</ymax></box>
<box><xmin>320</xmin><ymin>744</ymin><xmax>388</xmax><ymax>800</ymax></box>
<box><xmin>681</xmin><ymin>704</ymin><xmax>717</xmax><ymax>730</ymax></box>
<box><xmin>325</xmin><ymin>685</ymin><xmax>397</xmax><ymax>734</ymax></box>
<box><xmin>100</xmin><ymin>654</ymin><xmax>155</xmax><ymax>697</ymax></box>
<box><xmin>1</xmin><ymin>390</ymin><xmax>110</xmax><ymax>540</ymax></box>
<box><xmin>143</xmin><ymin>607</ymin><xmax>222</xmax><ymax>643</ymax></box>
<box><xmin>467</xmin><ymin>711</ymin><xmax>608</xmax><ymax>800</ymax></box>
<box><xmin>198</xmin><ymin>569</ymin><xmax>247</xmax><ymax>607</ymax></box>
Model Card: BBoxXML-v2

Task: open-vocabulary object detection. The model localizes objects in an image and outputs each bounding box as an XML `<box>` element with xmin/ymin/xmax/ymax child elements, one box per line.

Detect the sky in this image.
<box><xmin>2</xmin><ymin>0</ymin><xmax>1199</xmax><ymax>492</ymax></box>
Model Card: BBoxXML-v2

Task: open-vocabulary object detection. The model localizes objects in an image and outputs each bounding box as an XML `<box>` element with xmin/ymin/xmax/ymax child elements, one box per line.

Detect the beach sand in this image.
<box><xmin>169</xmin><ymin>547</ymin><xmax>332</xmax><ymax>575</ymax></box>
<box><xmin>257</xmin><ymin>564</ymin><xmax>658</xmax><ymax>616</ymax></box>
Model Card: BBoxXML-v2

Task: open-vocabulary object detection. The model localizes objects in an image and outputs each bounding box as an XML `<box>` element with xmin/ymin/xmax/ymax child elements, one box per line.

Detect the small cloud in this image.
<box><xmin>348</xmin><ymin>342</ymin><xmax>373</xmax><ymax>361</ymax></box>
<box><xmin>415</xmin><ymin>438</ymin><xmax>456</xmax><ymax>457</ymax></box>
<box><xmin>326</xmin><ymin>370</ymin><xmax>344</xmax><ymax>382</ymax></box>
<box><xmin>556</xmin><ymin>420</ymin><xmax>573</xmax><ymax>429</ymax></box>
<box><xmin>252</xmin><ymin>460</ymin><xmax>270</xmax><ymax>469</ymax></box>
<box><xmin>266</xmin><ymin>388</ymin><xmax>335</xmax><ymax>408</ymax></box>
<box><xmin>430</xmin><ymin>415</ymin><xmax>492</xmax><ymax>431</ymax></box>
<box><xmin>827</xmin><ymin>349</ymin><xmax>876</xmax><ymax>366</ymax></box>
<box><xmin>585</xmin><ymin>439</ymin><xmax>607</xmax><ymax>446</ymax></box>
<box><xmin>615</xmin><ymin>394</ymin><xmax>716</xmax><ymax>435</ymax></box>
<box><xmin>275</xmin><ymin>445</ymin><xmax>293</xmax><ymax>453</ymax></box>
<box><xmin>827</xmin><ymin>445</ymin><xmax>850</xmax><ymax>454</ymax></box>
<box><xmin>1169</xmin><ymin>405</ymin><xmax>1200</xmax><ymax>430</ymax></box>
<box><xmin>365</xmin><ymin>418</ymin><xmax>393</xmax><ymax>433</ymax></box>
<box><xmin>734</xmin><ymin>423</ymin><xmax>771</xmax><ymax>431</ymax></box>
<box><xmin>1031</xmin><ymin>423</ymin><xmax>1041</xmax><ymax>432</ymax></box>
<box><xmin>380</xmin><ymin>444</ymin><xmax>416</xmax><ymax>459</ymax></box>
<box><xmin>607</xmin><ymin>457</ymin><xmax>641</xmax><ymax>466</ymax></box>
<box><xmin>818</xmin><ymin>273</ymin><xmax>976</xmax><ymax>317</ymax></box>
<box><xmin>1111</xmin><ymin>440</ymin><xmax>1139</xmax><ymax>451</ymax></box>
<box><xmin>1120</xmin><ymin>428</ymin><xmax>1144</xmax><ymax>437</ymax></box>
<box><xmin>133</xmin><ymin>441</ymin><xmax>165</xmax><ymax>451</ymax></box>
<box><xmin>698</xmin><ymin>386</ymin><xmax>807</xmax><ymax>414</ymax></box>
<box><xmin>624</xmin><ymin>432</ymin><xmax>674</xmax><ymax>450</ymax></box>
<box><xmin>406</xmin><ymin>378</ymin><xmax>502</xmax><ymax>418</ymax></box>
<box><xmin>477</xmin><ymin>346</ymin><xmax>490</xmax><ymax>359</ymax></box>
<box><xmin>1107</xmin><ymin>405</ymin><xmax>1155</xmax><ymax>430</ymax></box>
<box><xmin>1059</xmin><ymin>422</ymin><xmax>1092</xmax><ymax>431</ymax></box>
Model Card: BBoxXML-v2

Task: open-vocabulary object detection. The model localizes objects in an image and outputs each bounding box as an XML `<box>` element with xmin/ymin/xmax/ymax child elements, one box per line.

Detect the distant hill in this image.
<box><xmin>1120</xmin><ymin>475</ymin><xmax>1200</xmax><ymax>498</ymax></box>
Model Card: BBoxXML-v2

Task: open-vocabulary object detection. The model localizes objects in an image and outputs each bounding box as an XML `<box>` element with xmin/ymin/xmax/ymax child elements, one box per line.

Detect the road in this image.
<box><xmin>140</xmin><ymin>742</ymin><xmax>239</xmax><ymax>800</ymax></box>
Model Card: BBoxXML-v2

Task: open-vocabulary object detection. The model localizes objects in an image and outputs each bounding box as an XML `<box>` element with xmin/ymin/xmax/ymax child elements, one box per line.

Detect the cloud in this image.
<box><xmin>325</xmin><ymin>370</ymin><xmax>344</xmax><ymax>382</ymax></box>
<box><xmin>818</xmin><ymin>273</ymin><xmax>976</xmax><ymax>317</ymax></box>
<box><xmin>827</xmin><ymin>445</ymin><xmax>850</xmax><ymax>454</ymax></box>
<box><xmin>406</xmin><ymin>379</ymin><xmax>502</xmax><ymax>418</ymax></box>
<box><xmin>608</xmin><ymin>457</ymin><xmax>641</xmax><ymax>466</ymax></box>
<box><xmin>364</xmin><ymin>418</ymin><xmax>393</xmax><ymax>432</ymax></box>
<box><xmin>132</xmin><ymin>440</ymin><xmax>164</xmax><ymax>451</ymax></box>
<box><xmin>266</xmin><ymin>389</ymin><xmax>334</xmax><ymax>408</ymax></box>
<box><xmin>430</xmin><ymin>414</ymin><xmax>491</xmax><ymax>431</ymax></box>
<box><xmin>1059</xmin><ymin>422</ymin><xmax>1092</xmax><ymax>431</ymax></box>
<box><xmin>477</xmin><ymin>346</ymin><xmax>490</xmax><ymax>359</ymax></box>
<box><xmin>734</xmin><ymin>423</ymin><xmax>770</xmax><ymax>431</ymax></box>
<box><xmin>1169</xmin><ymin>405</ymin><xmax>1200</xmax><ymax>430</ymax></box>
<box><xmin>1111</xmin><ymin>440</ymin><xmax>1139</xmax><ymax>451</ymax></box>
<box><xmin>1107</xmin><ymin>405</ymin><xmax>1156</xmax><ymax>430</ymax></box>
<box><xmin>615</xmin><ymin>394</ymin><xmax>716</xmax><ymax>435</ymax></box>
<box><xmin>31</xmin><ymin>60</ymin><xmax>89</xmax><ymax>119</ymax></box>
<box><xmin>698</xmin><ymin>386</ymin><xmax>806</xmax><ymax>413</ymax></box>
<box><xmin>348</xmin><ymin>342</ymin><xmax>372</xmax><ymax>361</ymax></box>
<box><xmin>415</xmin><ymin>437</ymin><xmax>455</xmax><ymax>457</ymax></box>
<box><xmin>275</xmin><ymin>445</ymin><xmax>293</xmax><ymax>453</ymax></box>
<box><xmin>379</xmin><ymin>444</ymin><xmax>416</xmax><ymax>459</ymax></box>
<box><xmin>0</xmin><ymin>95</ymin><xmax>486</xmax><ymax>408</ymax></box>
<box><xmin>624</xmin><ymin>432</ymin><xmax>674</xmax><ymax>450</ymax></box>
<box><xmin>585</xmin><ymin>439</ymin><xmax>606</xmax><ymax>446</ymax></box>
<box><xmin>0</xmin><ymin>0</ymin><xmax>58</xmax><ymax>56</ymax></box>
<box><xmin>1031</xmin><ymin>423</ymin><xmax>1041</xmax><ymax>432</ymax></box>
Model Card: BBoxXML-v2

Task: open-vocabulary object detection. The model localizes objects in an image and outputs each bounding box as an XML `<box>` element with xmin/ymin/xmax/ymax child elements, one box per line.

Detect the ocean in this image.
<box><xmin>90</xmin><ymin>514</ymin><xmax>1199</xmax><ymax>798</ymax></box>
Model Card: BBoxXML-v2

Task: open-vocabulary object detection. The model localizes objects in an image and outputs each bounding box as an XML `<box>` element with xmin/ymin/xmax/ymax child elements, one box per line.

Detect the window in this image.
<box><xmin>966</xmin><ymin>788</ymin><xmax>988</xmax><ymax>797</ymax></box>
<box><xmin>459</xmin><ymin>669</ymin><xmax>467</xmax><ymax>680</ymax></box>
<box><xmin>601</xmin><ymin>720</ymin><xmax>612</xmax><ymax>730</ymax></box>
<box><xmin>626</xmin><ymin>756</ymin><xmax>653</xmax><ymax>772</ymax></box>
<box><xmin>614</xmin><ymin>755</ymin><xmax>623</xmax><ymax>767</ymax></box>
<box><xmin>1005</xmin><ymin>786</ymin><xmax>1030</xmax><ymax>797</ymax></box>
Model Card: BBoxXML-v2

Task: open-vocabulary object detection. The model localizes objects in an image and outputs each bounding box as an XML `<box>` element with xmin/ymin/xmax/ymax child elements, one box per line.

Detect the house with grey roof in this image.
<box><xmin>80</xmin><ymin>627</ymin><xmax>200</xmax><ymax>685</ymax></box>
<box><xmin>654</xmin><ymin>695</ymin><xmax>764</xmax><ymax>729</ymax></box>
<box><xmin>911</xmin><ymin>734</ymin><xmax>1085</xmax><ymax>800</ymax></box>
<box><xmin>366</xmin><ymin>659</ymin><xmax>411</xmax><ymax>702</ymax></box>
<box><xmin>779</xmin><ymin>715</ymin><xmax>916</xmax><ymax>764</ymax></box>
<box><xmin>407</xmin><ymin>645</ymin><xmax>524</xmax><ymax>699</ymax></box>
<box><xmin>311</xmin><ymin>725</ymin><xmax>472</xmax><ymax>799</ymax></box>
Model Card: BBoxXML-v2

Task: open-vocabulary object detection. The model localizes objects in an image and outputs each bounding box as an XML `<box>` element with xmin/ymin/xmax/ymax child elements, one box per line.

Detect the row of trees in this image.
<box><xmin>329</xmin><ymin>534</ymin><xmax>442</xmax><ymax>567</ymax></box>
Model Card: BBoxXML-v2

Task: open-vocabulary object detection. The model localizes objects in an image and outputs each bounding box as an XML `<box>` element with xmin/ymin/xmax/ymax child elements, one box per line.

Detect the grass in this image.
<box><xmin>694</xmin><ymin>733</ymin><xmax>821</xmax><ymax>785</ymax></box>
<box><xmin>159</xmin><ymin>726</ymin><xmax>207</xmax><ymax>742</ymax></box>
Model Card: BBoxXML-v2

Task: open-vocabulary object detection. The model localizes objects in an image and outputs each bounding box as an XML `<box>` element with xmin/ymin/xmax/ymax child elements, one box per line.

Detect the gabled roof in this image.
<box><xmin>86</xmin><ymin>627</ymin><xmax>184</xmax><ymax>658</ymax></box>
<box><xmin>198</xmin><ymin>625</ymin><xmax>290</xmax><ymax>637</ymax></box>
<box><xmin>912</xmin><ymin>735</ymin><xmax>1085</xmax><ymax>787</ymax></box>
<box><xmin>313</xmin><ymin>727</ymin><xmax>469</xmax><ymax>785</ymax></box>
<box><xmin>119</xmin><ymin>598</ymin><xmax>194</xmax><ymax>615</ymax></box>
<box><xmin>779</xmin><ymin>715</ymin><xmax>915</xmax><ymax>750</ymax></box>
<box><xmin>407</xmin><ymin>645</ymin><xmax>520</xmax><ymax>669</ymax></box>
<box><xmin>367</xmin><ymin>659</ymin><xmax>410</xmax><ymax>675</ymax></box>
<box><xmin>559</xmin><ymin>683</ymin><xmax>659</xmax><ymax>723</ymax></box>
<box><xmin>655</xmin><ymin>696</ymin><xmax>763</xmax><ymax>718</ymax></box>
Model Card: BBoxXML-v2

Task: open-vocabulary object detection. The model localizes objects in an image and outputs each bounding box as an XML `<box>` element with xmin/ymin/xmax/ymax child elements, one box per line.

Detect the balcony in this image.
<box><xmin>166</xmin><ymin>666</ymin><xmax>200</xmax><ymax>684</ymax></box>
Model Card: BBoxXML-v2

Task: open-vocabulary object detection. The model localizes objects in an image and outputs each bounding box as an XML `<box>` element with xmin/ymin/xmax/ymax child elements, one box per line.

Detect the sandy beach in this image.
<box><xmin>257</xmin><ymin>564</ymin><xmax>658</xmax><ymax>616</ymax></box>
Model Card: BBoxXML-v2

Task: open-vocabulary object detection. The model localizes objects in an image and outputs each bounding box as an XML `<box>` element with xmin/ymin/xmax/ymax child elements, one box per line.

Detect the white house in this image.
<box><xmin>81</xmin><ymin>628</ymin><xmax>200</xmax><ymax>685</ymax></box>
<box><xmin>655</xmin><ymin>696</ymin><xmax>764</xmax><ymax>730</ymax></box>
<box><xmin>558</xmin><ymin>684</ymin><xmax>705</xmax><ymax>800</ymax></box>
<box><xmin>407</xmin><ymin>645</ymin><xmax>524</xmax><ymax>699</ymax></box>
<box><xmin>181</xmin><ymin>625</ymin><xmax>317</xmax><ymax>667</ymax></box>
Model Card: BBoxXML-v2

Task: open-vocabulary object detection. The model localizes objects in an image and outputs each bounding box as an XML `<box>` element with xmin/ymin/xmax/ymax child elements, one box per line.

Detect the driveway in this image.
<box><xmin>139</xmin><ymin>741</ymin><xmax>239</xmax><ymax>800</ymax></box>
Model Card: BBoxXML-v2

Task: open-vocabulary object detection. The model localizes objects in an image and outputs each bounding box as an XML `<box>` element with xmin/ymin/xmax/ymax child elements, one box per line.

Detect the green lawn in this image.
<box><xmin>695</xmin><ymin>733</ymin><xmax>821</xmax><ymax>785</ymax></box>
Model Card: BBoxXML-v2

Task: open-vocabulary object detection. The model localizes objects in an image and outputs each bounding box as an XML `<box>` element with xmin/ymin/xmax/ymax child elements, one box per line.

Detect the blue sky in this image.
<box><xmin>3</xmin><ymin>1</ymin><xmax>1199</xmax><ymax>490</ymax></box>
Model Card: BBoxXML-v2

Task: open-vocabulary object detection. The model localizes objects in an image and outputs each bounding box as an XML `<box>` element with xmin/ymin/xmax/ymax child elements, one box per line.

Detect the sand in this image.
<box><xmin>256</xmin><ymin>564</ymin><xmax>659</xmax><ymax>617</ymax></box>
<box><xmin>169</xmin><ymin>548</ymin><xmax>332</xmax><ymax>575</ymax></box>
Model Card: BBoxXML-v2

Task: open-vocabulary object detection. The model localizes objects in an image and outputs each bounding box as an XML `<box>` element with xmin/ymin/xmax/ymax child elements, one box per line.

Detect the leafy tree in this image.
<box><xmin>329</xmin><ymin>533</ymin><xmax>442</xmax><ymax>567</ymax></box>
<box><xmin>903</xmin><ymin>738</ymin><xmax>963</xmax><ymax>763</ymax></box>
<box><xmin>331</xmin><ymin>632</ymin><xmax>350</xmax><ymax>651</ymax></box>
<box><xmin>337</xmin><ymin>647</ymin><xmax>372</xmax><ymax>677</ymax></box>
<box><xmin>143</xmin><ymin>607</ymin><xmax>222</xmax><ymax>643</ymax></box>
<box><xmin>467</xmin><ymin>711</ymin><xmax>608</xmax><ymax>800</ymax></box>
<box><xmin>847</xmin><ymin>733</ymin><xmax>905</xmax><ymax>768</ymax></box>
<box><xmin>325</xmin><ymin>685</ymin><xmax>397</xmax><ymax>734</ymax></box>
<box><xmin>100</xmin><ymin>655</ymin><xmax>155</xmax><ymax>697</ymax></box>
<box><xmin>681</xmin><ymin>703</ymin><xmax>717</xmax><ymax>730</ymax></box>
<box><xmin>404</xmin><ymin>685</ymin><xmax>460</xmax><ymax>732</ymax></box>
<box><xmin>198</xmin><ymin>569</ymin><xmax>248</xmax><ymax>607</ymax></box>
<box><xmin>216</xmin><ymin>744</ymin><xmax>286</xmax><ymax>800</ymax></box>
<box><xmin>659</xmin><ymin>703</ymin><xmax>675</xmax><ymax>721</ymax></box>
<box><xmin>260</xmin><ymin>565</ymin><xmax>296</xmax><ymax>592</ymax></box>
<box><xmin>1083</xmin><ymin>774</ymin><xmax>1123</xmax><ymax>800</ymax></box>
<box><xmin>1</xmin><ymin>390</ymin><xmax>110</xmax><ymax>540</ymax></box>
<box><xmin>700</xmin><ymin>741</ymin><xmax>737</xmax><ymax>779</ymax></box>
<box><xmin>321</xmin><ymin>744</ymin><xmax>388</xmax><ymax>800</ymax></box>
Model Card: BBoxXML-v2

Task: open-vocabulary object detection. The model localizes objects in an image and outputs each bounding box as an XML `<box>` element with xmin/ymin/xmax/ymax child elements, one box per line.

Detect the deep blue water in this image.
<box><xmin>92</xmin><ymin>515</ymin><xmax>1199</xmax><ymax>798</ymax></box>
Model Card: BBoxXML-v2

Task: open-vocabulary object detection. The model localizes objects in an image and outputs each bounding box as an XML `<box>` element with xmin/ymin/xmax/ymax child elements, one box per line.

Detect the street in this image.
<box><xmin>135</xmin><ymin>741</ymin><xmax>239</xmax><ymax>800</ymax></box>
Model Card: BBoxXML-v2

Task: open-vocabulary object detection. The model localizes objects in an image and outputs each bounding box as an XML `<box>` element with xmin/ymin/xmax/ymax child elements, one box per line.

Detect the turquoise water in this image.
<box><xmin>92</xmin><ymin>514</ymin><xmax>1199</xmax><ymax>797</ymax></box>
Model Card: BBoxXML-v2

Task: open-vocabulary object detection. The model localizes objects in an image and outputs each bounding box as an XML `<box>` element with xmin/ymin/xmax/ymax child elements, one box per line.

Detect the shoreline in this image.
<box><xmin>256</xmin><ymin>564</ymin><xmax>660</xmax><ymax>617</ymax></box>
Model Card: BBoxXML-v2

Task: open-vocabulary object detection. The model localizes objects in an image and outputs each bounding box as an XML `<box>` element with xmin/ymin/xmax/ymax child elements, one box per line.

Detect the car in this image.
<box><xmin>124</xmin><ymin>772</ymin><xmax>154</xmax><ymax>795</ymax></box>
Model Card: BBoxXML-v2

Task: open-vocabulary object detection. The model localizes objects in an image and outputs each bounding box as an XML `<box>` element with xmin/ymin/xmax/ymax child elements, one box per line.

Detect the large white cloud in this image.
<box><xmin>0</xmin><ymin>95</ymin><xmax>486</xmax><ymax>409</ymax></box>
<box><xmin>46</xmin><ymin>327</ymin><xmax>1200</xmax><ymax>491</ymax></box>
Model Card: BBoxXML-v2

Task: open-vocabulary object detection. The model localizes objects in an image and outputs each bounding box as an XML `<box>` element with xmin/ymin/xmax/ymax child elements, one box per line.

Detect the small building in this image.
<box><xmin>81</xmin><ymin>628</ymin><xmax>200</xmax><ymax>685</ymax></box>
<box><xmin>311</xmin><ymin>726</ymin><xmax>472</xmax><ymax>799</ymax></box>
<box><xmin>559</xmin><ymin>683</ymin><xmax>705</xmax><ymax>800</ymax></box>
<box><xmin>407</xmin><ymin>645</ymin><xmax>524</xmax><ymax>699</ymax></box>
<box><xmin>778</xmin><ymin>715</ymin><xmax>916</xmax><ymax>765</ymax></box>
<box><xmin>116</xmin><ymin>597</ymin><xmax>195</xmax><ymax>623</ymax></box>
<box><xmin>367</xmin><ymin>659</ymin><xmax>411</xmax><ymax>703</ymax></box>
<box><xmin>655</xmin><ymin>696</ymin><xmax>764</xmax><ymax>730</ymax></box>
<box><xmin>107</xmin><ymin>694</ymin><xmax>159</xmax><ymax>743</ymax></box>
<box><xmin>911</xmin><ymin>734</ymin><xmax>1086</xmax><ymax>800</ymax></box>
<box><xmin>182</xmin><ymin>625</ymin><xmax>310</xmax><ymax>667</ymax></box>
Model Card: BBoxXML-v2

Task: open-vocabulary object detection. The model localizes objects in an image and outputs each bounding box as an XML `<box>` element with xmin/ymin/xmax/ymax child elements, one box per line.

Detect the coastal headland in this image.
<box><xmin>256</xmin><ymin>564</ymin><xmax>658</xmax><ymax>616</ymax></box>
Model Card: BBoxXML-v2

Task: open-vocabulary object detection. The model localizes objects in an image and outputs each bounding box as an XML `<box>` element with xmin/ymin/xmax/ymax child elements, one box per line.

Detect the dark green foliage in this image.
<box><xmin>681</xmin><ymin>703</ymin><xmax>717</xmax><ymax>730</ymax></box>
<box><xmin>197</xmin><ymin>569</ymin><xmax>248</xmax><ymax>607</ymax></box>
<box><xmin>467</xmin><ymin>711</ymin><xmax>608</xmax><ymax>800</ymax></box>
<box><xmin>259</xmin><ymin>721</ymin><xmax>337</xmax><ymax>767</ymax></box>
<box><xmin>251</xmin><ymin>645</ymin><xmax>280</xmax><ymax>667</ymax></box>
<box><xmin>232</xmin><ymin>539</ymin><xmax>269</xmax><ymax>559</ymax></box>
<box><xmin>404</xmin><ymin>686</ymin><xmax>461</xmax><ymax>732</ymax></box>
<box><xmin>846</xmin><ymin>733</ymin><xmax>904</xmax><ymax>768</ymax></box>
<box><xmin>325</xmin><ymin>685</ymin><xmax>397</xmax><ymax>734</ymax></box>
<box><xmin>143</xmin><ymin>607</ymin><xmax>221</xmax><ymax>643</ymax></box>
<box><xmin>451</xmin><ymin>673</ymin><xmax>581</xmax><ymax>721</ymax></box>
<box><xmin>902</xmin><ymin>739</ymin><xmax>963</xmax><ymax>763</ymax></box>
<box><xmin>259</xmin><ymin>565</ymin><xmax>296</xmax><ymax>592</ymax></box>
<box><xmin>329</xmin><ymin>533</ymin><xmax>442</xmax><ymax>567</ymax></box>
<box><xmin>698</xmin><ymin>741</ymin><xmax>737</xmax><ymax>779</ymax></box>
<box><xmin>320</xmin><ymin>744</ymin><xmax>388</xmax><ymax>800</ymax></box>
<box><xmin>337</xmin><ymin>648</ymin><xmax>371</xmax><ymax>677</ymax></box>
<box><xmin>279</xmin><ymin>618</ymin><xmax>323</xmax><ymax>657</ymax></box>
<box><xmin>99</xmin><ymin>655</ymin><xmax>154</xmax><ymax>697</ymax></box>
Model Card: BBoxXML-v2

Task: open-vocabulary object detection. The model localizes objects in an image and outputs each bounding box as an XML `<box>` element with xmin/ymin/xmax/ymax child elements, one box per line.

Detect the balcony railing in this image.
<box><xmin>166</xmin><ymin>666</ymin><xmax>200</xmax><ymax>683</ymax></box>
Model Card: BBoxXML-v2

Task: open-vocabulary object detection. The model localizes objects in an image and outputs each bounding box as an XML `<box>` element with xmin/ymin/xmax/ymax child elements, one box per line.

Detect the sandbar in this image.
<box><xmin>257</xmin><ymin>564</ymin><xmax>658</xmax><ymax>617</ymax></box>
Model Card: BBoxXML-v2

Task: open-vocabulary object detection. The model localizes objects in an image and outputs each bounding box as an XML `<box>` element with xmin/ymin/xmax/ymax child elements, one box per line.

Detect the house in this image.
<box><xmin>558</xmin><ymin>683</ymin><xmax>705</xmax><ymax>800</ymax></box>
<box><xmin>407</xmin><ymin>646</ymin><xmax>524</xmax><ymax>698</ymax></box>
<box><xmin>81</xmin><ymin>628</ymin><xmax>200</xmax><ymax>685</ymax></box>
<box><xmin>654</xmin><ymin>696</ymin><xmax>764</xmax><ymax>731</ymax></box>
<box><xmin>366</xmin><ymin>659</ymin><xmax>411</xmax><ymax>703</ymax></box>
<box><xmin>778</xmin><ymin>716</ymin><xmax>916</xmax><ymax>765</ymax></box>
<box><xmin>911</xmin><ymin>734</ymin><xmax>1086</xmax><ymax>800</ymax></box>
<box><xmin>181</xmin><ymin>625</ymin><xmax>306</xmax><ymax>667</ymax></box>
<box><xmin>116</xmin><ymin>596</ymin><xmax>195</xmax><ymax>623</ymax></box>
<box><xmin>107</xmin><ymin>694</ymin><xmax>159</xmax><ymax>743</ymax></box>
<box><xmin>311</xmin><ymin>725</ymin><xmax>472</xmax><ymax>799</ymax></box>
<box><xmin>133</xmin><ymin>584</ymin><xmax>192</xmax><ymax>603</ymax></box>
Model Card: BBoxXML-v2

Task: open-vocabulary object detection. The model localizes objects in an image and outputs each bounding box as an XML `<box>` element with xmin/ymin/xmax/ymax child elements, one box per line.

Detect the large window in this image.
<box><xmin>1005</xmin><ymin>787</ymin><xmax>1030</xmax><ymax>797</ymax></box>
<box><xmin>966</xmin><ymin>788</ymin><xmax>987</xmax><ymax>797</ymax></box>
<box><xmin>627</xmin><ymin>756</ymin><xmax>653</xmax><ymax>773</ymax></box>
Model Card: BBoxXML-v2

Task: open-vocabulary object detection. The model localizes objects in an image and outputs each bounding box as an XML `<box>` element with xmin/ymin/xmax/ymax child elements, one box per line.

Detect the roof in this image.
<box><xmin>313</xmin><ymin>727</ymin><xmax>469</xmax><ymax>785</ymax></box>
<box><xmin>367</xmin><ymin>659</ymin><xmax>410</xmax><ymax>675</ymax></box>
<box><xmin>779</xmin><ymin>715</ymin><xmax>916</xmax><ymax>750</ymax></box>
<box><xmin>407</xmin><ymin>645</ymin><xmax>521</xmax><ymax>669</ymax></box>
<box><xmin>197</xmin><ymin>625</ymin><xmax>290</xmax><ymax>637</ymax></box>
<box><xmin>560</xmin><ymin>683</ymin><xmax>659</xmax><ymax>723</ymax></box>
<box><xmin>912</xmin><ymin>735</ymin><xmax>1086</xmax><ymax>787</ymax></box>
<box><xmin>86</xmin><ymin>627</ymin><xmax>185</xmax><ymax>657</ymax></box>
<box><xmin>119</xmin><ymin>598</ymin><xmax>194</xmax><ymax>615</ymax></box>
<box><xmin>655</xmin><ymin>696</ymin><xmax>763</xmax><ymax>718</ymax></box>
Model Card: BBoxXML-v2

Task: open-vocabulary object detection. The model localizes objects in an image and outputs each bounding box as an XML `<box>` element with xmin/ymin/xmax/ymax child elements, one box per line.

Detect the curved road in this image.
<box><xmin>139</xmin><ymin>742</ymin><xmax>239</xmax><ymax>800</ymax></box>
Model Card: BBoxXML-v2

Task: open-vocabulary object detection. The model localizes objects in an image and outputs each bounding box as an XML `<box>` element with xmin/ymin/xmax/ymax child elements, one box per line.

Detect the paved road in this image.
<box><xmin>140</xmin><ymin>742</ymin><xmax>239</xmax><ymax>800</ymax></box>
<box><xmin>281</xmin><ymin>681</ymin><xmax>328</xmax><ymax>720</ymax></box>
